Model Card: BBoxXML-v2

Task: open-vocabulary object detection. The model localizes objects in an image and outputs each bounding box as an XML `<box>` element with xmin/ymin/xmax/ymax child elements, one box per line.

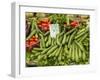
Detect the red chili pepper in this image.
<box><xmin>70</xmin><ymin>21</ymin><xmax>79</xmax><ymax>27</ymax></box>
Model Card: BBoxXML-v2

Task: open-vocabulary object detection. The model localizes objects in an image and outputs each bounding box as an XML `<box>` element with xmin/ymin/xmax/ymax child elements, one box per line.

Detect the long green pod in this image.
<box><xmin>44</xmin><ymin>31</ymin><xmax>50</xmax><ymax>36</ymax></box>
<box><xmin>41</xmin><ymin>46</ymin><xmax>52</xmax><ymax>54</ymax></box>
<box><xmin>74</xmin><ymin>40</ymin><xmax>86</xmax><ymax>52</ymax></box>
<box><xmin>66</xmin><ymin>35</ymin><xmax>70</xmax><ymax>43</ymax></box>
<box><xmin>82</xmin><ymin>52</ymin><xmax>86</xmax><ymax>61</ymax></box>
<box><xmin>47</xmin><ymin>45</ymin><xmax>58</xmax><ymax>55</ymax></box>
<box><xmin>39</xmin><ymin>33</ymin><xmax>45</xmax><ymax>48</ymax></box>
<box><xmin>68</xmin><ymin>30</ymin><xmax>77</xmax><ymax>48</ymax></box>
<box><xmin>75</xmin><ymin>27</ymin><xmax>89</xmax><ymax>39</ymax></box>
<box><xmin>64</xmin><ymin>45</ymin><xmax>69</xmax><ymax>54</ymax></box>
<box><xmin>74</xmin><ymin>44</ymin><xmax>79</xmax><ymax>63</ymax></box>
<box><xmin>67</xmin><ymin>45</ymin><xmax>72</xmax><ymax>59</ymax></box>
<box><xmin>55</xmin><ymin>46</ymin><xmax>62</xmax><ymax>57</ymax></box>
<box><xmin>48</xmin><ymin>35</ymin><xmax>52</xmax><ymax>46</ymax></box>
<box><xmin>32</xmin><ymin>48</ymin><xmax>44</xmax><ymax>52</ymax></box>
<box><xmin>66</xmin><ymin>28</ymin><xmax>77</xmax><ymax>35</ymax></box>
<box><xmin>76</xmin><ymin>27</ymin><xmax>87</xmax><ymax>35</ymax></box>
<box><xmin>62</xmin><ymin>34</ymin><xmax>67</xmax><ymax>45</ymax></box>
<box><xmin>78</xmin><ymin>48</ymin><xmax>82</xmax><ymax>60</ymax></box>
<box><xmin>56</xmin><ymin>34</ymin><xmax>61</xmax><ymax>45</ymax></box>
<box><xmin>48</xmin><ymin>48</ymin><xmax>58</xmax><ymax>57</ymax></box>
<box><xmin>79</xmin><ymin>33</ymin><xmax>88</xmax><ymax>42</ymax></box>
<box><xmin>31</xmin><ymin>19</ymin><xmax>36</xmax><ymax>31</ymax></box>
<box><xmin>71</xmin><ymin>43</ymin><xmax>75</xmax><ymax>61</ymax></box>
<box><xmin>58</xmin><ymin>48</ymin><xmax>63</xmax><ymax>61</ymax></box>
<box><xmin>26</xmin><ymin>30</ymin><xmax>36</xmax><ymax>40</ymax></box>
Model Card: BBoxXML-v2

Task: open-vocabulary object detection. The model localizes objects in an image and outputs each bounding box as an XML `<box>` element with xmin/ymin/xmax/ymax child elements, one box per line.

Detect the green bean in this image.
<box><xmin>75</xmin><ymin>27</ymin><xmax>89</xmax><ymax>39</ymax></box>
<box><xmin>47</xmin><ymin>45</ymin><xmax>58</xmax><ymax>55</ymax></box>
<box><xmin>56</xmin><ymin>34</ymin><xmax>61</xmax><ymax>45</ymax></box>
<box><xmin>48</xmin><ymin>48</ymin><xmax>58</xmax><ymax>57</ymax></box>
<box><xmin>32</xmin><ymin>48</ymin><xmax>44</xmax><ymax>51</ymax></box>
<box><xmin>64</xmin><ymin>45</ymin><xmax>69</xmax><ymax>54</ymax></box>
<box><xmin>71</xmin><ymin>43</ymin><xmax>75</xmax><ymax>61</ymax></box>
<box><xmin>67</xmin><ymin>45</ymin><xmax>72</xmax><ymax>59</ymax></box>
<box><xmin>55</xmin><ymin>46</ymin><xmax>62</xmax><ymax>57</ymax></box>
<box><xmin>68</xmin><ymin>30</ymin><xmax>77</xmax><ymax>48</ymax></box>
<box><xmin>82</xmin><ymin>52</ymin><xmax>86</xmax><ymax>61</ymax></box>
<box><xmin>78</xmin><ymin>48</ymin><xmax>82</xmax><ymax>60</ymax></box>
<box><xmin>44</xmin><ymin>31</ymin><xmax>50</xmax><ymax>36</ymax></box>
<box><xmin>62</xmin><ymin>34</ymin><xmax>66</xmax><ymax>45</ymax></box>
<box><xmin>58</xmin><ymin>48</ymin><xmax>63</xmax><ymax>61</ymax></box>
<box><xmin>74</xmin><ymin>44</ymin><xmax>79</xmax><ymax>62</ymax></box>
<box><xmin>26</xmin><ymin>30</ymin><xmax>36</xmax><ymax>40</ymax></box>
<box><xmin>66</xmin><ymin>35</ymin><xmax>70</xmax><ymax>43</ymax></box>
<box><xmin>79</xmin><ymin>33</ymin><xmax>88</xmax><ymax>42</ymax></box>
<box><xmin>41</xmin><ymin>46</ymin><xmax>52</xmax><ymax>54</ymax></box>
<box><xmin>66</xmin><ymin>28</ymin><xmax>77</xmax><ymax>35</ymax></box>
<box><xmin>74</xmin><ymin>40</ymin><xmax>86</xmax><ymax>52</ymax></box>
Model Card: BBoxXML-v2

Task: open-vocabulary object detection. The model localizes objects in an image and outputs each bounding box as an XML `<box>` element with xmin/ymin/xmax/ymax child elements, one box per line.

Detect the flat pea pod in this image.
<box><xmin>75</xmin><ymin>27</ymin><xmax>89</xmax><ymax>39</ymax></box>
<box><xmin>74</xmin><ymin>40</ymin><xmax>86</xmax><ymax>52</ymax></box>
<box><xmin>26</xmin><ymin>30</ymin><xmax>36</xmax><ymax>40</ymax></box>
<box><xmin>62</xmin><ymin>34</ymin><xmax>67</xmax><ymax>45</ymax></box>
<box><xmin>68</xmin><ymin>30</ymin><xmax>77</xmax><ymax>48</ymax></box>
<box><xmin>47</xmin><ymin>45</ymin><xmax>58</xmax><ymax>55</ymax></box>
<box><xmin>66</xmin><ymin>28</ymin><xmax>77</xmax><ymax>35</ymax></box>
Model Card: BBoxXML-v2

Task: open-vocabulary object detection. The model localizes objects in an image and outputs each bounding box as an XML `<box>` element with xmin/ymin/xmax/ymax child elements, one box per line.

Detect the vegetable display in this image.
<box><xmin>26</xmin><ymin>12</ymin><xmax>90</xmax><ymax>67</ymax></box>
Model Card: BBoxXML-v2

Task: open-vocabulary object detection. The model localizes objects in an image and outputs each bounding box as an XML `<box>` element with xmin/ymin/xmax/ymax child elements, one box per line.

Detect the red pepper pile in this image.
<box><xmin>70</xmin><ymin>20</ymin><xmax>79</xmax><ymax>27</ymax></box>
<box><xmin>26</xmin><ymin>36</ymin><xmax>39</xmax><ymax>50</ymax></box>
<box><xmin>64</xmin><ymin>20</ymin><xmax>79</xmax><ymax>28</ymax></box>
<box><xmin>37</xmin><ymin>18</ymin><xmax>50</xmax><ymax>31</ymax></box>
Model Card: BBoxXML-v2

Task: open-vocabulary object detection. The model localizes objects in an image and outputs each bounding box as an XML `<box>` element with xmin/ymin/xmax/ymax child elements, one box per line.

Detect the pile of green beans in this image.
<box><xmin>26</xmin><ymin>25</ymin><xmax>90</xmax><ymax>66</ymax></box>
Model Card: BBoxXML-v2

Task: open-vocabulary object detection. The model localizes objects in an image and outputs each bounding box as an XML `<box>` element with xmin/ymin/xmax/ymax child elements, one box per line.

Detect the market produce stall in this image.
<box><xmin>25</xmin><ymin>12</ymin><xmax>90</xmax><ymax>67</ymax></box>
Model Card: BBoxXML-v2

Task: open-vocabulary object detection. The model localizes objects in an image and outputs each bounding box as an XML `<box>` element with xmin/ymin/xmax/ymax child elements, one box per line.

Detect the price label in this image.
<box><xmin>49</xmin><ymin>24</ymin><xmax>59</xmax><ymax>38</ymax></box>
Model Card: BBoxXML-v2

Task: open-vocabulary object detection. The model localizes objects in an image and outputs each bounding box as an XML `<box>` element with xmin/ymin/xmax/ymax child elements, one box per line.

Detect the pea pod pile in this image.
<box><xmin>26</xmin><ymin>13</ymin><xmax>90</xmax><ymax>67</ymax></box>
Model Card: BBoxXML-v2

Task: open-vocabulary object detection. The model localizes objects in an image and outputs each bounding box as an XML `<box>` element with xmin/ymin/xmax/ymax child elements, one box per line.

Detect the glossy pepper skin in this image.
<box><xmin>26</xmin><ymin>36</ymin><xmax>39</xmax><ymax>50</ymax></box>
<box><xmin>70</xmin><ymin>21</ymin><xmax>79</xmax><ymax>27</ymax></box>
<box><xmin>37</xmin><ymin>18</ymin><xmax>50</xmax><ymax>31</ymax></box>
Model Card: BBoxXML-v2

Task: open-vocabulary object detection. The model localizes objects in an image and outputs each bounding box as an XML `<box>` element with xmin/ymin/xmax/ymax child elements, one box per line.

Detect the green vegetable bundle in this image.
<box><xmin>26</xmin><ymin>13</ymin><xmax>90</xmax><ymax>67</ymax></box>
